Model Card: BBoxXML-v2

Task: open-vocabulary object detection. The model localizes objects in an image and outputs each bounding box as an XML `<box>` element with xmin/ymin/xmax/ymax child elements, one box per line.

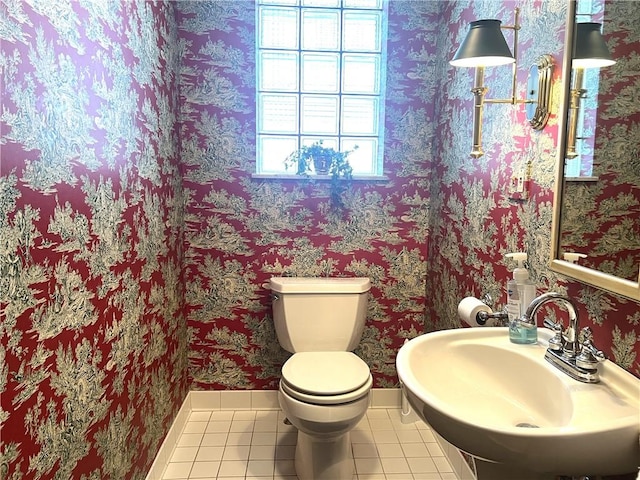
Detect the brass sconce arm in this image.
<box><xmin>565</xmin><ymin>68</ymin><xmax>586</xmax><ymax>160</ymax></box>
<box><xmin>451</xmin><ymin>7</ymin><xmax>554</xmax><ymax>158</ymax></box>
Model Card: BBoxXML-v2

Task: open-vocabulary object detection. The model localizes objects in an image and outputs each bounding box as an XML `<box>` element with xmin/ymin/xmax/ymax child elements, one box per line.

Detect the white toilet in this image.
<box><xmin>269</xmin><ymin>276</ymin><xmax>373</xmax><ymax>480</ymax></box>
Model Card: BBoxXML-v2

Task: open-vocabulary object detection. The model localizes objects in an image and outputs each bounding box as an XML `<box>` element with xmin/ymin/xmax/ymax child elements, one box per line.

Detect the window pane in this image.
<box><xmin>301</xmin><ymin>95</ymin><xmax>339</xmax><ymax>134</ymax></box>
<box><xmin>342</xmin><ymin>138</ymin><xmax>377</xmax><ymax>174</ymax></box>
<box><xmin>342</xmin><ymin>54</ymin><xmax>379</xmax><ymax>93</ymax></box>
<box><xmin>301</xmin><ymin>10</ymin><xmax>340</xmax><ymax>50</ymax></box>
<box><xmin>343</xmin><ymin>11</ymin><xmax>381</xmax><ymax>51</ymax></box>
<box><xmin>260</xmin><ymin>94</ymin><xmax>298</xmax><ymax>133</ymax></box>
<box><xmin>344</xmin><ymin>0</ymin><xmax>382</xmax><ymax>8</ymax></box>
<box><xmin>262</xmin><ymin>0</ymin><xmax>298</xmax><ymax>4</ymax></box>
<box><xmin>302</xmin><ymin>0</ymin><xmax>339</xmax><ymax>6</ymax></box>
<box><xmin>260</xmin><ymin>7</ymin><xmax>298</xmax><ymax>49</ymax></box>
<box><xmin>302</xmin><ymin>136</ymin><xmax>338</xmax><ymax>150</ymax></box>
<box><xmin>260</xmin><ymin>52</ymin><xmax>299</xmax><ymax>91</ymax></box>
<box><xmin>259</xmin><ymin>136</ymin><xmax>299</xmax><ymax>173</ymax></box>
<box><xmin>302</xmin><ymin>53</ymin><xmax>339</xmax><ymax>92</ymax></box>
<box><xmin>341</xmin><ymin>96</ymin><xmax>378</xmax><ymax>135</ymax></box>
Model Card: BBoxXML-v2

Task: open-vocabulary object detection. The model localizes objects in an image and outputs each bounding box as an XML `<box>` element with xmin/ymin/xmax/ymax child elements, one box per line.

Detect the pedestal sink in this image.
<box><xmin>396</xmin><ymin>327</ymin><xmax>640</xmax><ymax>479</ymax></box>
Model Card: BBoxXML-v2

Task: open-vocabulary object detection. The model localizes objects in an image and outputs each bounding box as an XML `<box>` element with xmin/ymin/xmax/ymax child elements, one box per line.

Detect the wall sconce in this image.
<box><xmin>450</xmin><ymin>8</ymin><xmax>554</xmax><ymax>158</ymax></box>
<box><xmin>565</xmin><ymin>22</ymin><xmax>616</xmax><ymax>159</ymax></box>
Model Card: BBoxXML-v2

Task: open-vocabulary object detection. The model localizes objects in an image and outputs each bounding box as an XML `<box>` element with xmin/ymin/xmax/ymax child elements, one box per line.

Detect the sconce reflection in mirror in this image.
<box><xmin>565</xmin><ymin>22</ymin><xmax>616</xmax><ymax>161</ymax></box>
<box><xmin>450</xmin><ymin>8</ymin><xmax>554</xmax><ymax>158</ymax></box>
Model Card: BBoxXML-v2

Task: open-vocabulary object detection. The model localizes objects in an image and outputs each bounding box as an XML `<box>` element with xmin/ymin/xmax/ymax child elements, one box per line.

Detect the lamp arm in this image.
<box><xmin>565</xmin><ymin>68</ymin><xmax>585</xmax><ymax>159</ymax></box>
<box><xmin>471</xmin><ymin>67</ymin><xmax>488</xmax><ymax>158</ymax></box>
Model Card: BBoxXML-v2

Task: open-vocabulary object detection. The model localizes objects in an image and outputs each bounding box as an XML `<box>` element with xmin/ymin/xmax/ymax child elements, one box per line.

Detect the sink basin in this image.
<box><xmin>397</xmin><ymin>327</ymin><xmax>640</xmax><ymax>476</ymax></box>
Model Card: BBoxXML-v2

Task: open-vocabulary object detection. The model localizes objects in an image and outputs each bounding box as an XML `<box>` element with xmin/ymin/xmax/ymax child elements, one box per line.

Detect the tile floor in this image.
<box><xmin>160</xmin><ymin>407</ymin><xmax>460</xmax><ymax>480</ymax></box>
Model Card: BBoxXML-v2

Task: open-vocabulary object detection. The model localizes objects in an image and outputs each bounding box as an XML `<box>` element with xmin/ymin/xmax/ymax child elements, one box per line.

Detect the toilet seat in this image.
<box><xmin>281</xmin><ymin>352</ymin><xmax>372</xmax><ymax>405</ymax></box>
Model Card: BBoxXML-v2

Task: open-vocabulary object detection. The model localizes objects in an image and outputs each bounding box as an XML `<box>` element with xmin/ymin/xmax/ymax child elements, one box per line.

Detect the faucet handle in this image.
<box><xmin>543</xmin><ymin>318</ymin><xmax>563</xmax><ymax>351</ymax></box>
<box><xmin>576</xmin><ymin>327</ymin><xmax>606</xmax><ymax>369</ymax></box>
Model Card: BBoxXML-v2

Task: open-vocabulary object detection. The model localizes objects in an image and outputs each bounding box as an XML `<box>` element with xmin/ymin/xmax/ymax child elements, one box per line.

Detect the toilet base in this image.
<box><xmin>294</xmin><ymin>430</ymin><xmax>353</xmax><ymax>480</ymax></box>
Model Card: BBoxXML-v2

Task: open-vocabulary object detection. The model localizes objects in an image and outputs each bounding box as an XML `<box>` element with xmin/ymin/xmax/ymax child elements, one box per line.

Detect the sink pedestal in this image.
<box><xmin>474</xmin><ymin>458</ymin><xmax>556</xmax><ymax>480</ymax></box>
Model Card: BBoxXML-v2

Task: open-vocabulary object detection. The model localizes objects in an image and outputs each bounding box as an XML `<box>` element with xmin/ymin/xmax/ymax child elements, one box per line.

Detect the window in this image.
<box><xmin>256</xmin><ymin>0</ymin><xmax>387</xmax><ymax>177</ymax></box>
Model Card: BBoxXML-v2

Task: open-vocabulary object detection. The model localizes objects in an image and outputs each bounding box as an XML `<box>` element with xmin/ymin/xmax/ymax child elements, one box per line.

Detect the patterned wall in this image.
<box><xmin>1</xmin><ymin>1</ymin><xmax>187</xmax><ymax>478</ymax></box>
<box><xmin>426</xmin><ymin>0</ymin><xmax>639</xmax><ymax>376</ymax></box>
<box><xmin>1</xmin><ymin>0</ymin><xmax>638</xmax><ymax>479</ymax></box>
<box><xmin>177</xmin><ymin>0</ymin><xmax>440</xmax><ymax>391</ymax></box>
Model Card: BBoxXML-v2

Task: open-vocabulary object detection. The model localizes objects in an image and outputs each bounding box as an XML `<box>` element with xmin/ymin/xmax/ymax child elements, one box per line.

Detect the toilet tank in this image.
<box><xmin>269</xmin><ymin>277</ymin><xmax>371</xmax><ymax>353</ymax></box>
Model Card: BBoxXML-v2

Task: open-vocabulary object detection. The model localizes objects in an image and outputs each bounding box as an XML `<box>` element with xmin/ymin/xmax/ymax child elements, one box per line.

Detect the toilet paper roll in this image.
<box><xmin>458</xmin><ymin>297</ymin><xmax>493</xmax><ymax>327</ymax></box>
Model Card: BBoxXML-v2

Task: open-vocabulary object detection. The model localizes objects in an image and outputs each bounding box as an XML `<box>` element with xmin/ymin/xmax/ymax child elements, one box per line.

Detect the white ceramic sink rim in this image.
<box><xmin>397</xmin><ymin>327</ymin><xmax>640</xmax><ymax>475</ymax></box>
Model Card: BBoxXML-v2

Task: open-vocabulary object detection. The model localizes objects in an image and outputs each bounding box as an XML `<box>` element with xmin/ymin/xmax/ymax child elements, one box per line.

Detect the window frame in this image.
<box><xmin>254</xmin><ymin>0</ymin><xmax>389</xmax><ymax>179</ymax></box>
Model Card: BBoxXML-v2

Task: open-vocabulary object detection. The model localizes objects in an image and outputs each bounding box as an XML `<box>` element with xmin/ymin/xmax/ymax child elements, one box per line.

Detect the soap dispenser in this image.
<box><xmin>506</xmin><ymin>252</ymin><xmax>537</xmax><ymax>344</ymax></box>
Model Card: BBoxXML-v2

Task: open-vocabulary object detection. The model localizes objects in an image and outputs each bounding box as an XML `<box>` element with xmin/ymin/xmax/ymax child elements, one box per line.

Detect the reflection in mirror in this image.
<box><xmin>551</xmin><ymin>0</ymin><xmax>640</xmax><ymax>300</ymax></box>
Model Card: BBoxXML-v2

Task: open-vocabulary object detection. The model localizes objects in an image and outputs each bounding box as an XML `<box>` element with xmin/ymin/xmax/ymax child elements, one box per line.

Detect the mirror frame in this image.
<box><xmin>550</xmin><ymin>0</ymin><xmax>640</xmax><ymax>301</ymax></box>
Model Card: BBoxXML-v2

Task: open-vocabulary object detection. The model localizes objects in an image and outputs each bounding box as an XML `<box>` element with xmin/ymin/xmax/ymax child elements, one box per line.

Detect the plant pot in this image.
<box><xmin>312</xmin><ymin>154</ymin><xmax>331</xmax><ymax>175</ymax></box>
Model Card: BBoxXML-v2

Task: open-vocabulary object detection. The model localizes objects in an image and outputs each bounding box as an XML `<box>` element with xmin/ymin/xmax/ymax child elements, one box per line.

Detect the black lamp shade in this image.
<box><xmin>450</xmin><ymin>19</ymin><xmax>515</xmax><ymax>67</ymax></box>
<box><xmin>573</xmin><ymin>22</ymin><xmax>616</xmax><ymax>68</ymax></box>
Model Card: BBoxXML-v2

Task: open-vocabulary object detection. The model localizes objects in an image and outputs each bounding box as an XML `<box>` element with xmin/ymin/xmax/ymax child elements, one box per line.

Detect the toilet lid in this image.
<box><xmin>281</xmin><ymin>352</ymin><xmax>370</xmax><ymax>395</ymax></box>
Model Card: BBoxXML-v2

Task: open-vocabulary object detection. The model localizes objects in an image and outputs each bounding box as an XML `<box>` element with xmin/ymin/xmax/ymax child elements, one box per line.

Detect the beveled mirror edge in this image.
<box><xmin>550</xmin><ymin>0</ymin><xmax>640</xmax><ymax>301</ymax></box>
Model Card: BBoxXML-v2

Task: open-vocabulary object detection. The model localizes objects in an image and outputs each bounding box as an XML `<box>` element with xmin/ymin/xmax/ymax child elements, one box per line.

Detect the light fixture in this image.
<box><xmin>450</xmin><ymin>8</ymin><xmax>554</xmax><ymax>158</ymax></box>
<box><xmin>565</xmin><ymin>22</ymin><xmax>616</xmax><ymax>159</ymax></box>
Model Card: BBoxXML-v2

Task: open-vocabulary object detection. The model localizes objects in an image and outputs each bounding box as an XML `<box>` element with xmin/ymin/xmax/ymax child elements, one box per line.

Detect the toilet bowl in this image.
<box><xmin>278</xmin><ymin>351</ymin><xmax>372</xmax><ymax>480</ymax></box>
<box><xmin>269</xmin><ymin>276</ymin><xmax>372</xmax><ymax>480</ymax></box>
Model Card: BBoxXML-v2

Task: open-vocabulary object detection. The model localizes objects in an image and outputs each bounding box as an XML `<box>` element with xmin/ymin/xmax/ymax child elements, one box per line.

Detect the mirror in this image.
<box><xmin>550</xmin><ymin>0</ymin><xmax>640</xmax><ymax>301</ymax></box>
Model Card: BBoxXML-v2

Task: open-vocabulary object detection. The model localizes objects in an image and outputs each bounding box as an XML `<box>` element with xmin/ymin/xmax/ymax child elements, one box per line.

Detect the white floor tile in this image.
<box><xmin>352</xmin><ymin>443</ymin><xmax>378</xmax><ymax>458</ymax></box>
<box><xmin>372</xmin><ymin>430</ymin><xmax>399</xmax><ymax>444</ymax></box>
<box><xmin>206</xmin><ymin>421</ymin><xmax>232</xmax><ymax>433</ymax></box>
<box><xmin>375</xmin><ymin>443</ymin><xmax>404</xmax><ymax>458</ymax></box>
<box><xmin>161</xmin><ymin>406</ymin><xmax>459</xmax><ymax>480</ymax></box>
<box><xmin>251</xmin><ymin>432</ymin><xmax>277</xmax><ymax>445</ymax></box>
<box><xmin>401</xmin><ymin>442</ymin><xmax>430</xmax><ymax>457</ymax></box>
<box><xmin>201</xmin><ymin>433</ymin><xmax>228</xmax><ymax>447</ymax></box>
<box><xmin>189</xmin><ymin>461</ymin><xmax>220</xmax><ymax>479</ymax></box>
<box><xmin>354</xmin><ymin>457</ymin><xmax>384</xmax><ymax>475</ymax></box>
<box><xmin>170</xmin><ymin>447</ymin><xmax>199</xmax><ymax>463</ymax></box>
<box><xmin>184</xmin><ymin>422</ymin><xmax>208</xmax><ymax>434</ymax></box>
<box><xmin>225</xmin><ymin>432</ymin><xmax>253</xmax><ymax>445</ymax></box>
<box><xmin>274</xmin><ymin>445</ymin><xmax>295</xmax><ymax>460</ymax></box>
<box><xmin>246</xmin><ymin>459</ymin><xmax>275</xmax><ymax>477</ymax></box>
<box><xmin>380</xmin><ymin>456</ymin><xmax>411</xmax><ymax>474</ymax></box>
<box><xmin>407</xmin><ymin>456</ymin><xmax>439</xmax><ymax>474</ymax></box>
<box><xmin>162</xmin><ymin>462</ymin><xmax>192</xmax><ymax>479</ymax></box>
<box><xmin>222</xmin><ymin>445</ymin><xmax>251</xmax><ymax>462</ymax></box>
<box><xmin>177</xmin><ymin>434</ymin><xmax>204</xmax><ymax>447</ymax></box>
<box><xmin>190</xmin><ymin>411</ymin><xmax>213</xmax><ymax>422</ymax></box>
<box><xmin>230</xmin><ymin>420</ymin><xmax>254</xmax><ymax>433</ymax></box>
<box><xmin>216</xmin><ymin>460</ymin><xmax>246</xmax><ymax>477</ymax></box>
<box><xmin>195</xmin><ymin>446</ymin><xmax>224</xmax><ymax>462</ymax></box>
<box><xmin>249</xmin><ymin>444</ymin><xmax>276</xmax><ymax>460</ymax></box>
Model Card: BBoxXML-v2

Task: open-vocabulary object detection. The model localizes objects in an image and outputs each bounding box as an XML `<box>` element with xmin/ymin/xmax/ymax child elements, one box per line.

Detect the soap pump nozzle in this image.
<box><xmin>506</xmin><ymin>252</ymin><xmax>529</xmax><ymax>282</ymax></box>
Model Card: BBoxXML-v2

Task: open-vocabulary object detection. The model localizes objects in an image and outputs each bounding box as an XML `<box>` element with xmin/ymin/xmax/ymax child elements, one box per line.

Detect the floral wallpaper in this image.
<box><xmin>1</xmin><ymin>0</ymin><xmax>638</xmax><ymax>479</ymax></box>
<box><xmin>424</xmin><ymin>0</ymin><xmax>640</xmax><ymax>380</ymax></box>
<box><xmin>1</xmin><ymin>1</ymin><xmax>187</xmax><ymax>478</ymax></box>
<box><xmin>559</xmin><ymin>0</ymin><xmax>640</xmax><ymax>281</ymax></box>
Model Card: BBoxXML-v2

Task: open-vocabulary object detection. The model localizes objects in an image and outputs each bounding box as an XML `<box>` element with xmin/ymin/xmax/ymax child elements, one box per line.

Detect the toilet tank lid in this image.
<box><xmin>269</xmin><ymin>277</ymin><xmax>371</xmax><ymax>293</ymax></box>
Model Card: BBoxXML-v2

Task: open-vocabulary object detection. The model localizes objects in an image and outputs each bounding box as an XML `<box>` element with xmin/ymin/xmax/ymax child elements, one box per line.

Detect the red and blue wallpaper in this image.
<box><xmin>1</xmin><ymin>0</ymin><xmax>638</xmax><ymax>478</ymax></box>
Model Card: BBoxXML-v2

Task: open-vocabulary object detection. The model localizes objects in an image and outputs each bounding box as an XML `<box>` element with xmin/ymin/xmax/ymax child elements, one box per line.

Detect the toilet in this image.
<box><xmin>269</xmin><ymin>276</ymin><xmax>372</xmax><ymax>480</ymax></box>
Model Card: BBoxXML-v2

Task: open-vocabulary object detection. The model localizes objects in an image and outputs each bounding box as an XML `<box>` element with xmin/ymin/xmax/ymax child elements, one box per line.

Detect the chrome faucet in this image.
<box><xmin>519</xmin><ymin>292</ymin><xmax>605</xmax><ymax>383</ymax></box>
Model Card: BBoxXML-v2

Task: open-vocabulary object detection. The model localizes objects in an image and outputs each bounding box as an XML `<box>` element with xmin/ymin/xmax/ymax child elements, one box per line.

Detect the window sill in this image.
<box><xmin>251</xmin><ymin>173</ymin><xmax>389</xmax><ymax>182</ymax></box>
<box><xmin>565</xmin><ymin>176</ymin><xmax>599</xmax><ymax>182</ymax></box>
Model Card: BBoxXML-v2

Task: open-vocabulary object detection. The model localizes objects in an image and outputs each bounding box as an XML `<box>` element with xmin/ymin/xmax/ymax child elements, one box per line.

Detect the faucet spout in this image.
<box><xmin>521</xmin><ymin>292</ymin><xmax>603</xmax><ymax>383</ymax></box>
<box><xmin>523</xmin><ymin>292</ymin><xmax>579</xmax><ymax>357</ymax></box>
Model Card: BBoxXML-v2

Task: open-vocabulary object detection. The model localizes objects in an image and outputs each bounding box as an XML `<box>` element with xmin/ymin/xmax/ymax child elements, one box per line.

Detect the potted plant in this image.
<box><xmin>284</xmin><ymin>141</ymin><xmax>357</xmax><ymax>209</ymax></box>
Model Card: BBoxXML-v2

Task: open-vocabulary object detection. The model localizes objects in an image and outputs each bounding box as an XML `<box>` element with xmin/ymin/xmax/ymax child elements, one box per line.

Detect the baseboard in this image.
<box><xmin>145</xmin><ymin>394</ymin><xmax>192</xmax><ymax>480</ymax></box>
